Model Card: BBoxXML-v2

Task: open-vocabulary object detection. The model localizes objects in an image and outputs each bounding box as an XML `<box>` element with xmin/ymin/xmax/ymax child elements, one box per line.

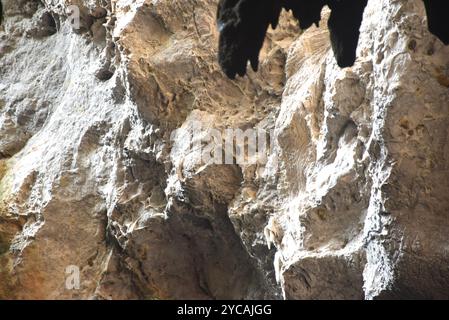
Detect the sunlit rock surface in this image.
<box><xmin>0</xmin><ymin>0</ymin><xmax>448</xmax><ymax>299</ymax></box>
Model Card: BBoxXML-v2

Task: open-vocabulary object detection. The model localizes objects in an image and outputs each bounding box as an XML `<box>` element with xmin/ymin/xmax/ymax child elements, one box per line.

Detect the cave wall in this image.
<box><xmin>0</xmin><ymin>0</ymin><xmax>448</xmax><ymax>299</ymax></box>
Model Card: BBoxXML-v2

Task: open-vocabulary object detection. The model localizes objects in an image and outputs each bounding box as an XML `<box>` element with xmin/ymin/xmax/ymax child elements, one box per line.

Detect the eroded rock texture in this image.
<box><xmin>217</xmin><ymin>0</ymin><xmax>449</xmax><ymax>78</ymax></box>
<box><xmin>1</xmin><ymin>0</ymin><xmax>449</xmax><ymax>299</ymax></box>
<box><xmin>217</xmin><ymin>0</ymin><xmax>369</xmax><ymax>77</ymax></box>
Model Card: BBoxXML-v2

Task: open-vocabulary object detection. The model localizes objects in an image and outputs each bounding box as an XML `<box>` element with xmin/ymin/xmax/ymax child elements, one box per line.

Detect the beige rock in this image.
<box><xmin>0</xmin><ymin>0</ymin><xmax>448</xmax><ymax>299</ymax></box>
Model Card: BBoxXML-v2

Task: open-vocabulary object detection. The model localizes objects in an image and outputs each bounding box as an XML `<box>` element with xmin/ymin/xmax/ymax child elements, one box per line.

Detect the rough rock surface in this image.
<box><xmin>0</xmin><ymin>0</ymin><xmax>449</xmax><ymax>299</ymax></box>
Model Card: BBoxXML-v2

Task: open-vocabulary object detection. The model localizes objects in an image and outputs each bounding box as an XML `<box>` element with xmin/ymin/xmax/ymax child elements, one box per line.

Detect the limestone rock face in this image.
<box><xmin>0</xmin><ymin>0</ymin><xmax>448</xmax><ymax>299</ymax></box>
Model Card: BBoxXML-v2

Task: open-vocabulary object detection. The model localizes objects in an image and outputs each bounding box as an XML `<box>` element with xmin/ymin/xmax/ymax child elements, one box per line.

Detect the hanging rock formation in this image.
<box><xmin>217</xmin><ymin>0</ymin><xmax>449</xmax><ymax>78</ymax></box>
